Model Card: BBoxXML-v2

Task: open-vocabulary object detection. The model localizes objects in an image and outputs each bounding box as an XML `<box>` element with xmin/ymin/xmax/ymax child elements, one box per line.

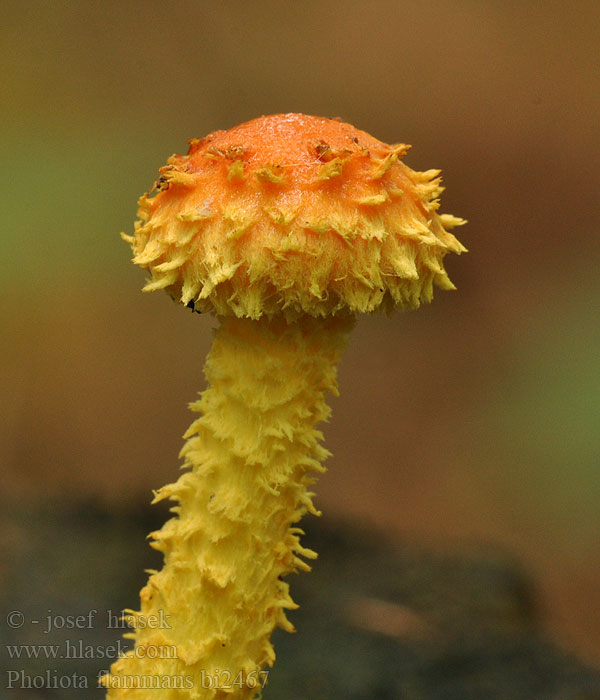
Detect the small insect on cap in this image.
<box><xmin>124</xmin><ymin>113</ymin><xmax>466</xmax><ymax>320</ymax></box>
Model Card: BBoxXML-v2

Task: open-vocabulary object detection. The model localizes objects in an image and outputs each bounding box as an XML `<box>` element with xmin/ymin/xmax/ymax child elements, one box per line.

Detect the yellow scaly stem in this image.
<box><xmin>103</xmin><ymin>315</ymin><xmax>353</xmax><ymax>699</ymax></box>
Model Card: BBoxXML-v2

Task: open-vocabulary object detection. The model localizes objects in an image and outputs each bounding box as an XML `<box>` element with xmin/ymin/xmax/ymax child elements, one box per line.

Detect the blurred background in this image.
<box><xmin>2</xmin><ymin>0</ymin><xmax>599</xmax><ymax>695</ymax></box>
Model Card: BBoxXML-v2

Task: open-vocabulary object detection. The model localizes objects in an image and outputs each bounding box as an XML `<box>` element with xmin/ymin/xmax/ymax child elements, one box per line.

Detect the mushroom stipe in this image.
<box><xmin>105</xmin><ymin>114</ymin><xmax>465</xmax><ymax>699</ymax></box>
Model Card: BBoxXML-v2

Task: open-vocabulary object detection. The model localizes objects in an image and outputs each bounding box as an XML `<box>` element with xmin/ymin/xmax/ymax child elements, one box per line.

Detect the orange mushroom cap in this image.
<box><xmin>124</xmin><ymin>113</ymin><xmax>466</xmax><ymax>320</ymax></box>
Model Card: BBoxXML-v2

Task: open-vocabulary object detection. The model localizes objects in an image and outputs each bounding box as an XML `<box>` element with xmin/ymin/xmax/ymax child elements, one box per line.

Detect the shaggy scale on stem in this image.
<box><xmin>105</xmin><ymin>317</ymin><xmax>351</xmax><ymax>697</ymax></box>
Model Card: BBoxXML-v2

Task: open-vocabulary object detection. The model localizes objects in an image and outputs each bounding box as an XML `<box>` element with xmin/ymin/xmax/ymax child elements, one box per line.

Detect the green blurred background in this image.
<box><xmin>2</xmin><ymin>0</ymin><xmax>599</xmax><ymax>672</ymax></box>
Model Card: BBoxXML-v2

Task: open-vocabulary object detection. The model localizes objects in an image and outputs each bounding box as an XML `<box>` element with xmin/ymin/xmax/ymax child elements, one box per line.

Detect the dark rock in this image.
<box><xmin>1</xmin><ymin>501</ymin><xmax>599</xmax><ymax>699</ymax></box>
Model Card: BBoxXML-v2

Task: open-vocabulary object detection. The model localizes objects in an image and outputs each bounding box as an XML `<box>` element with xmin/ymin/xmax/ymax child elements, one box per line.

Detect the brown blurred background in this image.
<box><xmin>2</xmin><ymin>0</ymin><xmax>599</xmax><ymax>670</ymax></box>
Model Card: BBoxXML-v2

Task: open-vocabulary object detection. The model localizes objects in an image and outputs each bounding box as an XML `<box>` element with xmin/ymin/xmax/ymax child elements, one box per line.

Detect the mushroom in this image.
<box><xmin>105</xmin><ymin>113</ymin><xmax>465</xmax><ymax>697</ymax></box>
